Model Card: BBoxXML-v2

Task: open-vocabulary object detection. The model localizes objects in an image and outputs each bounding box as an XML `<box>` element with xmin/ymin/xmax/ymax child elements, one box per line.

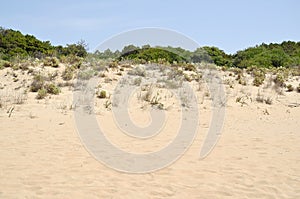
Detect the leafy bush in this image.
<box><xmin>43</xmin><ymin>57</ymin><xmax>59</xmax><ymax>67</ymax></box>
<box><xmin>36</xmin><ymin>88</ymin><xmax>47</xmax><ymax>99</ymax></box>
<box><xmin>62</xmin><ymin>66</ymin><xmax>76</xmax><ymax>81</ymax></box>
<box><xmin>109</xmin><ymin>62</ymin><xmax>118</xmax><ymax>68</ymax></box>
<box><xmin>286</xmin><ymin>84</ymin><xmax>294</xmax><ymax>92</ymax></box>
<box><xmin>0</xmin><ymin>60</ymin><xmax>12</xmax><ymax>69</ymax></box>
<box><xmin>233</xmin><ymin>41</ymin><xmax>300</xmax><ymax>68</ymax></box>
<box><xmin>45</xmin><ymin>83</ymin><xmax>60</xmax><ymax>95</ymax></box>
<box><xmin>274</xmin><ymin>73</ymin><xmax>286</xmax><ymax>87</ymax></box>
<box><xmin>96</xmin><ymin>90</ymin><xmax>107</xmax><ymax>99</ymax></box>
<box><xmin>183</xmin><ymin>64</ymin><xmax>196</xmax><ymax>71</ymax></box>
<box><xmin>119</xmin><ymin>47</ymin><xmax>186</xmax><ymax>63</ymax></box>
<box><xmin>252</xmin><ymin>68</ymin><xmax>265</xmax><ymax>86</ymax></box>
<box><xmin>31</xmin><ymin>74</ymin><xmax>46</xmax><ymax>92</ymax></box>
<box><xmin>0</xmin><ymin>27</ymin><xmax>87</xmax><ymax>60</ymax></box>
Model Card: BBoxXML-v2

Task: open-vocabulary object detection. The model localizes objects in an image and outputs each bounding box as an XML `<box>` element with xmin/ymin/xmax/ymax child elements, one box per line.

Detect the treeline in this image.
<box><xmin>0</xmin><ymin>27</ymin><xmax>87</xmax><ymax>60</ymax></box>
<box><xmin>95</xmin><ymin>41</ymin><xmax>300</xmax><ymax>68</ymax></box>
<box><xmin>1</xmin><ymin>27</ymin><xmax>299</xmax><ymax>69</ymax></box>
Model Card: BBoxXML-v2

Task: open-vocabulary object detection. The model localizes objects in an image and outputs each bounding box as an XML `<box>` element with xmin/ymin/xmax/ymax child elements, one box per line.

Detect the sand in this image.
<box><xmin>0</xmin><ymin>63</ymin><xmax>299</xmax><ymax>198</ymax></box>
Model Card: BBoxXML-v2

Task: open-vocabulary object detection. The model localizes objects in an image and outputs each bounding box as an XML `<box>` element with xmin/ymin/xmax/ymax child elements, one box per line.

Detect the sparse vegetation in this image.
<box><xmin>104</xmin><ymin>100</ymin><xmax>112</xmax><ymax>109</ymax></box>
<box><xmin>133</xmin><ymin>77</ymin><xmax>142</xmax><ymax>86</ymax></box>
<box><xmin>62</xmin><ymin>66</ymin><xmax>76</xmax><ymax>81</ymax></box>
<box><xmin>36</xmin><ymin>88</ymin><xmax>47</xmax><ymax>99</ymax></box>
<box><xmin>128</xmin><ymin>66</ymin><xmax>146</xmax><ymax>77</ymax></box>
<box><xmin>256</xmin><ymin>92</ymin><xmax>273</xmax><ymax>105</ymax></box>
<box><xmin>77</xmin><ymin>69</ymin><xmax>96</xmax><ymax>80</ymax></box>
<box><xmin>236</xmin><ymin>95</ymin><xmax>252</xmax><ymax>106</ymax></box>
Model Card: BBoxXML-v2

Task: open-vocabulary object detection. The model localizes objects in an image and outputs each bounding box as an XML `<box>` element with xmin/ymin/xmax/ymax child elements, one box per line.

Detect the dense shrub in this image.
<box><xmin>43</xmin><ymin>57</ymin><xmax>59</xmax><ymax>67</ymax></box>
<box><xmin>0</xmin><ymin>27</ymin><xmax>87</xmax><ymax>60</ymax></box>
<box><xmin>45</xmin><ymin>83</ymin><xmax>60</xmax><ymax>95</ymax></box>
<box><xmin>252</xmin><ymin>68</ymin><xmax>266</xmax><ymax>86</ymax></box>
<box><xmin>31</xmin><ymin>74</ymin><xmax>46</xmax><ymax>92</ymax></box>
<box><xmin>0</xmin><ymin>60</ymin><xmax>12</xmax><ymax>69</ymax></box>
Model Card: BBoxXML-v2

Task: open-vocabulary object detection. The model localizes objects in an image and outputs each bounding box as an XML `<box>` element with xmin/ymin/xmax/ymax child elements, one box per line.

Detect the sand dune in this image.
<box><xmin>0</xmin><ymin>64</ymin><xmax>299</xmax><ymax>198</ymax></box>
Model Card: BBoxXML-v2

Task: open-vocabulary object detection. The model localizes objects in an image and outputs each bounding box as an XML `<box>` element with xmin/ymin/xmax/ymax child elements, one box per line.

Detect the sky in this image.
<box><xmin>0</xmin><ymin>0</ymin><xmax>299</xmax><ymax>54</ymax></box>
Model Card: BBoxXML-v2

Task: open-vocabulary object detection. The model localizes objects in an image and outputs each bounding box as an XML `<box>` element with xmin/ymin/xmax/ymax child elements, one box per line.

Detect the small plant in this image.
<box><xmin>109</xmin><ymin>62</ymin><xmax>118</xmax><ymax>68</ymax></box>
<box><xmin>45</xmin><ymin>83</ymin><xmax>61</xmax><ymax>95</ymax></box>
<box><xmin>31</xmin><ymin>74</ymin><xmax>45</xmax><ymax>92</ymax></box>
<box><xmin>286</xmin><ymin>84</ymin><xmax>294</xmax><ymax>92</ymax></box>
<box><xmin>252</xmin><ymin>68</ymin><xmax>265</xmax><ymax>87</ymax></box>
<box><xmin>256</xmin><ymin>92</ymin><xmax>272</xmax><ymax>105</ymax></box>
<box><xmin>43</xmin><ymin>57</ymin><xmax>59</xmax><ymax>67</ymax></box>
<box><xmin>36</xmin><ymin>88</ymin><xmax>47</xmax><ymax>99</ymax></box>
<box><xmin>77</xmin><ymin>69</ymin><xmax>96</xmax><ymax>80</ymax></box>
<box><xmin>142</xmin><ymin>85</ymin><xmax>153</xmax><ymax>102</ymax></box>
<box><xmin>265</xmin><ymin>96</ymin><xmax>273</xmax><ymax>105</ymax></box>
<box><xmin>62</xmin><ymin>66</ymin><xmax>76</xmax><ymax>81</ymax></box>
<box><xmin>133</xmin><ymin>77</ymin><xmax>142</xmax><ymax>86</ymax></box>
<box><xmin>236</xmin><ymin>95</ymin><xmax>251</xmax><ymax>106</ymax></box>
<box><xmin>99</xmin><ymin>72</ymin><xmax>106</xmax><ymax>78</ymax></box>
<box><xmin>297</xmin><ymin>84</ymin><xmax>300</xmax><ymax>93</ymax></box>
<box><xmin>256</xmin><ymin>92</ymin><xmax>265</xmax><ymax>103</ymax></box>
<box><xmin>48</xmin><ymin>71</ymin><xmax>59</xmax><ymax>81</ymax></box>
<box><xmin>224</xmin><ymin>79</ymin><xmax>234</xmax><ymax>88</ymax></box>
<box><xmin>96</xmin><ymin>90</ymin><xmax>107</xmax><ymax>99</ymax></box>
<box><xmin>184</xmin><ymin>74</ymin><xmax>192</xmax><ymax>82</ymax></box>
<box><xmin>128</xmin><ymin>66</ymin><xmax>146</xmax><ymax>77</ymax></box>
<box><xmin>150</xmin><ymin>92</ymin><xmax>161</xmax><ymax>105</ymax></box>
<box><xmin>274</xmin><ymin>73</ymin><xmax>286</xmax><ymax>87</ymax></box>
<box><xmin>183</xmin><ymin>64</ymin><xmax>196</xmax><ymax>71</ymax></box>
<box><xmin>0</xmin><ymin>60</ymin><xmax>13</xmax><ymax>69</ymax></box>
<box><xmin>116</xmin><ymin>71</ymin><xmax>122</xmax><ymax>76</ymax></box>
<box><xmin>104</xmin><ymin>100</ymin><xmax>112</xmax><ymax>109</ymax></box>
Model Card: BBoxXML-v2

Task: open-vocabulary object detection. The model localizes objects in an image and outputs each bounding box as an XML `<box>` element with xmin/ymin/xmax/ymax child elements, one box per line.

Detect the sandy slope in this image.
<box><xmin>0</xmin><ymin>65</ymin><xmax>300</xmax><ymax>198</ymax></box>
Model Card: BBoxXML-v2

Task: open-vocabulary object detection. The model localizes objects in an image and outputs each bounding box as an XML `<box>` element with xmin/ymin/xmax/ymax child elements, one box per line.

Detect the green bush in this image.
<box><xmin>96</xmin><ymin>90</ymin><xmax>107</xmax><ymax>99</ymax></box>
<box><xmin>62</xmin><ymin>66</ymin><xmax>76</xmax><ymax>81</ymax></box>
<box><xmin>0</xmin><ymin>60</ymin><xmax>12</xmax><ymax>69</ymax></box>
<box><xmin>31</xmin><ymin>74</ymin><xmax>46</xmax><ymax>92</ymax></box>
<box><xmin>274</xmin><ymin>73</ymin><xmax>286</xmax><ymax>87</ymax></box>
<box><xmin>43</xmin><ymin>57</ymin><xmax>59</xmax><ymax>67</ymax></box>
<box><xmin>286</xmin><ymin>84</ymin><xmax>294</xmax><ymax>92</ymax></box>
<box><xmin>36</xmin><ymin>88</ymin><xmax>47</xmax><ymax>99</ymax></box>
<box><xmin>183</xmin><ymin>64</ymin><xmax>196</xmax><ymax>71</ymax></box>
<box><xmin>45</xmin><ymin>83</ymin><xmax>61</xmax><ymax>95</ymax></box>
<box><xmin>252</xmin><ymin>68</ymin><xmax>265</xmax><ymax>87</ymax></box>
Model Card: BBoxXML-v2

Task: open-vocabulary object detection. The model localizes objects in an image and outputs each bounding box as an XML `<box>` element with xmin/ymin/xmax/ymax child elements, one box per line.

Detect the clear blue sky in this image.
<box><xmin>0</xmin><ymin>0</ymin><xmax>299</xmax><ymax>54</ymax></box>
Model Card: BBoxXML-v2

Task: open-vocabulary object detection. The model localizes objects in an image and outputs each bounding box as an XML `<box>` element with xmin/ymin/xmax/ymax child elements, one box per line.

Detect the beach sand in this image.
<box><xmin>0</xmin><ymin>64</ymin><xmax>299</xmax><ymax>198</ymax></box>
